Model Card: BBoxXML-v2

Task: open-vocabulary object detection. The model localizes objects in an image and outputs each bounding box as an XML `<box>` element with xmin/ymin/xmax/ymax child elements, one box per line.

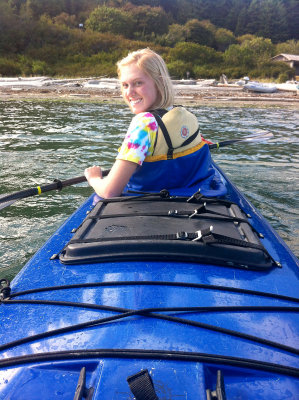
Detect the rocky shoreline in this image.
<box><xmin>0</xmin><ymin>77</ymin><xmax>298</xmax><ymax>107</ymax></box>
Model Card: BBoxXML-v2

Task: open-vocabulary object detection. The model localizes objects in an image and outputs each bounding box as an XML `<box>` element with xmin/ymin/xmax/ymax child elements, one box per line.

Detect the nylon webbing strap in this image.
<box><xmin>127</xmin><ymin>369</ymin><xmax>159</xmax><ymax>400</ymax></box>
<box><xmin>151</xmin><ymin>111</ymin><xmax>174</xmax><ymax>159</ymax></box>
<box><xmin>86</xmin><ymin>212</ymin><xmax>249</xmax><ymax>224</ymax></box>
<box><xmin>69</xmin><ymin>232</ymin><xmax>265</xmax><ymax>252</ymax></box>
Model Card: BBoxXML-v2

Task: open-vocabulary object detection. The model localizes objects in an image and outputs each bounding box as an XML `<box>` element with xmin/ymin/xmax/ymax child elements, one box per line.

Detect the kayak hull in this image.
<box><xmin>0</xmin><ymin>163</ymin><xmax>298</xmax><ymax>399</ymax></box>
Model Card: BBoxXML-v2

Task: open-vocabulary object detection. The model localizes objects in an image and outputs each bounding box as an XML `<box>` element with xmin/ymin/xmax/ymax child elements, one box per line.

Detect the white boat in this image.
<box><xmin>83</xmin><ymin>79</ymin><xmax>120</xmax><ymax>89</ymax></box>
<box><xmin>0</xmin><ymin>77</ymin><xmax>48</xmax><ymax>87</ymax></box>
<box><xmin>276</xmin><ymin>81</ymin><xmax>299</xmax><ymax>92</ymax></box>
<box><xmin>236</xmin><ymin>76</ymin><xmax>250</xmax><ymax>86</ymax></box>
<box><xmin>244</xmin><ymin>82</ymin><xmax>277</xmax><ymax>93</ymax></box>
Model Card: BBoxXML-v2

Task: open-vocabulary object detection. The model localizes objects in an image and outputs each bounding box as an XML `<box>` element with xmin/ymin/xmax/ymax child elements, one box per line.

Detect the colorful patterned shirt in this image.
<box><xmin>116</xmin><ymin>112</ymin><xmax>158</xmax><ymax>165</ymax></box>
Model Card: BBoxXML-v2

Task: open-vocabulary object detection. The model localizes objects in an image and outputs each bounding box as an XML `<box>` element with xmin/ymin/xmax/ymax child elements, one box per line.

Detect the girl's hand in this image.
<box><xmin>84</xmin><ymin>160</ymin><xmax>137</xmax><ymax>198</ymax></box>
<box><xmin>84</xmin><ymin>166</ymin><xmax>102</xmax><ymax>186</ymax></box>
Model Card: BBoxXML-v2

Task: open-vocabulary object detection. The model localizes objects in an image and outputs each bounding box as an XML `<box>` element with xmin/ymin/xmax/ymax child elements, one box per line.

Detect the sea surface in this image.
<box><xmin>0</xmin><ymin>100</ymin><xmax>298</xmax><ymax>280</ymax></box>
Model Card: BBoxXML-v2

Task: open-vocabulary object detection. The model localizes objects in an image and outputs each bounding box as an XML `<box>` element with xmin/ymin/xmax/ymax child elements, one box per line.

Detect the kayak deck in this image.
<box><xmin>0</xmin><ymin>164</ymin><xmax>298</xmax><ymax>399</ymax></box>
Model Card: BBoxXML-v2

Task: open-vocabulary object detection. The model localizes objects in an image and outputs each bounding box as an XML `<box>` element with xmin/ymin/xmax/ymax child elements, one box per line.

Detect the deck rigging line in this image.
<box><xmin>6</xmin><ymin>280</ymin><xmax>299</xmax><ymax>304</ymax></box>
<box><xmin>0</xmin><ymin>349</ymin><xmax>298</xmax><ymax>378</ymax></box>
<box><xmin>1</xmin><ymin>299</ymin><xmax>298</xmax><ymax>356</ymax></box>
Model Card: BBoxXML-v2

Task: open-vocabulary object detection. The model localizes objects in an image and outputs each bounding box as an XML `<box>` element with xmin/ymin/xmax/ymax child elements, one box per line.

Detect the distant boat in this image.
<box><xmin>276</xmin><ymin>81</ymin><xmax>299</xmax><ymax>92</ymax></box>
<box><xmin>83</xmin><ymin>79</ymin><xmax>120</xmax><ymax>89</ymax></box>
<box><xmin>244</xmin><ymin>82</ymin><xmax>277</xmax><ymax>93</ymax></box>
<box><xmin>236</xmin><ymin>76</ymin><xmax>250</xmax><ymax>86</ymax></box>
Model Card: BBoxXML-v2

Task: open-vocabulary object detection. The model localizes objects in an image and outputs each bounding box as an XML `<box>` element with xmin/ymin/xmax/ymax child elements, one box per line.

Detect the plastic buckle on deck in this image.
<box><xmin>192</xmin><ymin>226</ymin><xmax>214</xmax><ymax>242</ymax></box>
<box><xmin>176</xmin><ymin>231</ymin><xmax>188</xmax><ymax>240</ymax></box>
<box><xmin>160</xmin><ymin>189</ymin><xmax>170</xmax><ymax>198</ymax></box>
<box><xmin>168</xmin><ymin>209</ymin><xmax>178</xmax><ymax>216</ymax></box>
<box><xmin>189</xmin><ymin>203</ymin><xmax>207</xmax><ymax>218</ymax></box>
<box><xmin>187</xmin><ymin>190</ymin><xmax>203</xmax><ymax>203</ymax></box>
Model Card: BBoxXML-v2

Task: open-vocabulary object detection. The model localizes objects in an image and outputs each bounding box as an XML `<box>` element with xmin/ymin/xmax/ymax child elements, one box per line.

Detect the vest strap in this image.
<box><xmin>150</xmin><ymin>111</ymin><xmax>174</xmax><ymax>159</ymax></box>
<box><xmin>181</xmin><ymin>127</ymin><xmax>200</xmax><ymax>147</ymax></box>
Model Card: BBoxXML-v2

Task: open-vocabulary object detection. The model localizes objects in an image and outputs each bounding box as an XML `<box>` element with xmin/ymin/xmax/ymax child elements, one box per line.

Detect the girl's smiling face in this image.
<box><xmin>120</xmin><ymin>63</ymin><xmax>159</xmax><ymax>114</ymax></box>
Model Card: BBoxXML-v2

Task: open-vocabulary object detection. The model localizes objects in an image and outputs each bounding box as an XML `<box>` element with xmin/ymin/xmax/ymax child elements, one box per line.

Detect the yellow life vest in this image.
<box><xmin>145</xmin><ymin>107</ymin><xmax>203</xmax><ymax>161</ymax></box>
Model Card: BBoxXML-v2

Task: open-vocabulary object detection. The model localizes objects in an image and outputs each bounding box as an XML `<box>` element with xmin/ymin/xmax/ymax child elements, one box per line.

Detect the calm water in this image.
<box><xmin>0</xmin><ymin>100</ymin><xmax>298</xmax><ymax>280</ymax></box>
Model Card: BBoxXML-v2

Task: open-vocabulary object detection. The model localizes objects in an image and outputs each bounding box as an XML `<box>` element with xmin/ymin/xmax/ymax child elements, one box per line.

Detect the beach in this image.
<box><xmin>0</xmin><ymin>77</ymin><xmax>298</xmax><ymax>107</ymax></box>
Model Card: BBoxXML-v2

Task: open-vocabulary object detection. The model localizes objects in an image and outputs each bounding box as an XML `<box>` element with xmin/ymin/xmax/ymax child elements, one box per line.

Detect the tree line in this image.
<box><xmin>0</xmin><ymin>0</ymin><xmax>298</xmax><ymax>81</ymax></box>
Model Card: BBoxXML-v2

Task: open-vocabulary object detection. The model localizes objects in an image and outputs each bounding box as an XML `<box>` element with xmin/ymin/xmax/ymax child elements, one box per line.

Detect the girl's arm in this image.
<box><xmin>85</xmin><ymin>113</ymin><xmax>157</xmax><ymax>198</ymax></box>
<box><xmin>84</xmin><ymin>159</ymin><xmax>138</xmax><ymax>198</ymax></box>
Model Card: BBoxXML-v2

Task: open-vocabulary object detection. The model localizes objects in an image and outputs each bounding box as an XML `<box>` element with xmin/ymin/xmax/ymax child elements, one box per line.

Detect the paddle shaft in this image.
<box><xmin>209</xmin><ymin>139</ymin><xmax>248</xmax><ymax>149</ymax></box>
<box><xmin>0</xmin><ymin>170</ymin><xmax>109</xmax><ymax>207</ymax></box>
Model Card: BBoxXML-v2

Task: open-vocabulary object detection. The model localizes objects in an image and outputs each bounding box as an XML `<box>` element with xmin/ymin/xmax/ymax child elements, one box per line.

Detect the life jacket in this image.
<box><xmin>124</xmin><ymin>107</ymin><xmax>227</xmax><ymax>197</ymax></box>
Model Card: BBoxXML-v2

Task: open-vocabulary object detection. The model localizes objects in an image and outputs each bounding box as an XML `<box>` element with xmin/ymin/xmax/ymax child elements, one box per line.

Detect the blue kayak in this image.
<box><xmin>0</xmin><ymin>163</ymin><xmax>298</xmax><ymax>400</ymax></box>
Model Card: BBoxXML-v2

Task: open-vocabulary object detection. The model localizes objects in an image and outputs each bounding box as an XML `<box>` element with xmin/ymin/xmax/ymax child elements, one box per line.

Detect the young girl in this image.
<box><xmin>84</xmin><ymin>48</ymin><xmax>223</xmax><ymax>198</ymax></box>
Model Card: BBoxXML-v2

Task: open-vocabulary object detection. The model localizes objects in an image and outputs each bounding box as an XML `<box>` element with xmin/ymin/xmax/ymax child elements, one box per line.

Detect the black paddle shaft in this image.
<box><xmin>209</xmin><ymin>140</ymin><xmax>241</xmax><ymax>149</ymax></box>
<box><xmin>0</xmin><ymin>170</ymin><xmax>109</xmax><ymax>205</ymax></box>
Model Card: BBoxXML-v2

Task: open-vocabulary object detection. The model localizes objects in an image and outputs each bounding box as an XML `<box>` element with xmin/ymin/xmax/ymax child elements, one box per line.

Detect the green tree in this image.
<box><xmin>53</xmin><ymin>12</ymin><xmax>77</xmax><ymax>28</ymax></box>
<box><xmin>244</xmin><ymin>0</ymin><xmax>288</xmax><ymax>43</ymax></box>
<box><xmin>0</xmin><ymin>0</ymin><xmax>32</xmax><ymax>54</ymax></box>
<box><xmin>284</xmin><ymin>0</ymin><xmax>299</xmax><ymax>40</ymax></box>
<box><xmin>32</xmin><ymin>59</ymin><xmax>49</xmax><ymax>75</ymax></box>
<box><xmin>224</xmin><ymin>44</ymin><xmax>255</xmax><ymax>69</ymax></box>
<box><xmin>224</xmin><ymin>37</ymin><xmax>275</xmax><ymax>70</ymax></box>
<box><xmin>276</xmin><ymin>40</ymin><xmax>299</xmax><ymax>55</ymax></box>
<box><xmin>175</xmin><ymin>0</ymin><xmax>203</xmax><ymax>24</ymax></box>
<box><xmin>26</xmin><ymin>0</ymin><xmax>63</xmax><ymax>18</ymax></box>
<box><xmin>214</xmin><ymin>28</ymin><xmax>237</xmax><ymax>51</ymax></box>
<box><xmin>235</xmin><ymin>6</ymin><xmax>248</xmax><ymax>36</ymax></box>
<box><xmin>0</xmin><ymin>57</ymin><xmax>21</xmax><ymax>76</ymax></box>
<box><xmin>126</xmin><ymin>5</ymin><xmax>169</xmax><ymax>37</ymax></box>
<box><xmin>162</xmin><ymin>24</ymin><xmax>187</xmax><ymax>47</ymax></box>
<box><xmin>185</xmin><ymin>19</ymin><xmax>214</xmax><ymax>47</ymax></box>
<box><xmin>8</xmin><ymin>0</ymin><xmax>27</xmax><ymax>13</ymax></box>
<box><xmin>244</xmin><ymin>37</ymin><xmax>275</xmax><ymax>65</ymax></box>
<box><xmin>167</xmin><ymin>59</ymin><xmax>193</xmax><ymax>79</ymax></box>
<box><xmin>170</xmin><ymin>42</ymin><xmax>222</xmax><ymax>64</ymax></box>
<box><xmin>237</xmin><ymin>34</ymin><xmax>257</xmax><ymax>44</ymax></box>
<box><xmin>86</xmin><ymin>6</ymin><xmax>134</xmax><ymax>38</ymax></box>
<box><xmin>225</xmin><ymin>0</ymin><xmax>251</xmax><ymax>32</ymax></box>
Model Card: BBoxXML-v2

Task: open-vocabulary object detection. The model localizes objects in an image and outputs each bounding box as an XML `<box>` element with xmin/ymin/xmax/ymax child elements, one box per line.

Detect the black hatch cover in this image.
<box><xmin>59</xmin><ymin>195</ymin><xmax>275</xmax><ymax>270</ymax></box>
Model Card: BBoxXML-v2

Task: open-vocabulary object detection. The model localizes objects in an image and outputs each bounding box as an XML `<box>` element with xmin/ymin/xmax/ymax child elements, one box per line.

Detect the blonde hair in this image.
<box><xmin>117</xmin><ymin>48</ymin><xmax>174</xmax><ymax>109</ymax></box>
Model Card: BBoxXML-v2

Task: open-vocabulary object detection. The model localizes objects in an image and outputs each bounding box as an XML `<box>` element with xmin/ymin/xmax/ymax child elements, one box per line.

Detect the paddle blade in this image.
<box><xmin>0</xmin><ymin>195</ymin><xmax>17</xmax><ymax>210</ymax></box>
<box><xmin>209</xmin><ymin>131</ymin><xmax>274</xmax><ymax>149</ymax></box>
<box><xmin>242</xmin><ymin>132</ymin><xmax>274</xmax><ymax>142</ymax></box>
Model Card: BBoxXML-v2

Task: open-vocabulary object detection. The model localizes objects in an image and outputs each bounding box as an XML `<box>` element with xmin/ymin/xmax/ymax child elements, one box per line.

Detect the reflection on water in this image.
<box><xmin>0</xmin><ymin>101</ymin><xmax>298</xmax><ymax>279</ymax></box>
